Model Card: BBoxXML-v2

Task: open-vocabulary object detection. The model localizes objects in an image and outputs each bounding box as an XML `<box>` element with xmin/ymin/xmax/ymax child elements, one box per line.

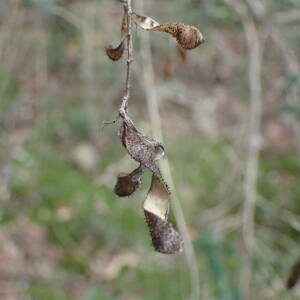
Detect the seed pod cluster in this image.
<box><xmin>115</xmin><ymin>120</ymin><xmax>182</xmax><ymax>254</ymax></box>
<box><xmin>106</xmin><ymin>4</ymin><xmax>192</xmax><ymax>254</ymax></box>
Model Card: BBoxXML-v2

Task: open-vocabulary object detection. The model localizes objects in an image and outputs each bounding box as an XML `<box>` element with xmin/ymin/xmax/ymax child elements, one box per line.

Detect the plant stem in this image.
<box><xmin>120</xmin><ymin>0</ymin><xmax>133</xmax><ymax>119</ymax></box>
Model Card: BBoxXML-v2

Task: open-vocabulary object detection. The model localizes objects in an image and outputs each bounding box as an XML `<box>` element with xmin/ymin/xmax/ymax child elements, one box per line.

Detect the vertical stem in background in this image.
<box><xmin>241</xmin><ymin>19</ymin><xmax>262</xmax><ymax>298</ymax></box>
<box><xmin>243</xmin><ymin>21</ymin><xmax>262</xmax><ymax>253</ymax></box>
<box><xmin>137</xmin><ymin>2</ymin><xmax>200</xmax><ymax>299</ymax></box>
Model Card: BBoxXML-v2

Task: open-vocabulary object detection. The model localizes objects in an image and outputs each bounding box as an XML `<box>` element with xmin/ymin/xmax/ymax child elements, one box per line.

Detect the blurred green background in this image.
<box><xmin>0</xmin><ymin>0</ymin><xmax>300</xmax><ymax>299</ymax></box>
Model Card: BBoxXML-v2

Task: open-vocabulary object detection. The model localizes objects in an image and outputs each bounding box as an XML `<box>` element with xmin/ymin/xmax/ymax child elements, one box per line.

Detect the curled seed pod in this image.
<box><xmin>144</xmin><ymin>174</ymin><xmax>170</xmax><ymax>220</ymax></box>
<box><xmin>286</xmin><ymin>260</ymin><xmax>300</xmax><ymax>289</ymax></box>
<box><xmin>153</xmin><ymin>23</ymin><xmax>204</xmax><ymax>50</ymax></box>
<box><xmin>132</xmin><ymin>12</ymin><xmax>204</xmax><ymax>50</ymax></box>
<box><xmin>105</xmin><ymin>40</ymin><xmax>125</xmax><ymax>61</ymax></box>
<box><xmin>144</xmin><ymin>210</ymin><xmax>183</xmax><ymax>254</ymax></box>
<box><xmin>120</xmin><ymin>121</ymin><xmax>163</xmax><ymax>179</ymax></box>
<box><xmin>114</xmin><ymin>164</ymin><xmax>145</xmax><ymax>197</ymax></box>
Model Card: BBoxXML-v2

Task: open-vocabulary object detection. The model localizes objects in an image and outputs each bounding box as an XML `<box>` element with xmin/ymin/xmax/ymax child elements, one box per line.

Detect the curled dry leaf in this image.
<box><xmin>132</xmin><ymin>12</ymin><xmax>204</xmax><ymax>50</ymax></box>
<box><xmin>105</xmin><ymin>40</ymin><xmax>125</xmax><ymax>61</ymax></box>
<box><xmin>143</xmin><ymin>175</ymin><xmax>182</xmax><ymax>254</ymax></box>
<box><xmin>114</xmin><ymin>164</ymin><xmax>145</xmax><ymax>197</ymax></box>
<box><xmin>286</xmin><ymin>260</ymin><xmax>300</xmax><ymax>289</ymax></box>
<box><xmin>119</xmin><ymin>121</ymin><xmax>164</xmax><ymax>179</ymax></box>
<box><xmin>144</xmin><ymin>210</ymin><xmax>183</xmax><ymax>254</ymax></box>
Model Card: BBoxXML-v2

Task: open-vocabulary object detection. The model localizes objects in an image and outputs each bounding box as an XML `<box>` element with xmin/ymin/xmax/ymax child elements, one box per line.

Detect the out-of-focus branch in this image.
<box><xmin>221</xmin><ymin>0</ymin><xmax>264</xmax><ymax>298</ymax></box>
<box><xmin>52</xmin><ymin>6</ymin><xmax>93</xmax><ymax>84</ymax></box>
<box><xmin>268</xmin><ymin>28</ymin><xmax>299</xmax><ymax>104</ymax></box>
<box><xmin>244</xmin><ymin>0</ymin><xmax>265</xmax><ymax>19</ymax></box>
<box><xmin>136</xmin><ymin>2</ymin><xmax>200</xmax><ymax>299</ymax></box>
<box><xmin>242</xmin><ymin>14</ymin><xmax>262</xmax><ymax>255</ymax></box>
<box><xmin>276</xmin><ymin>10</ymin><xmax>300</xmax><ymax>24</ymax></box>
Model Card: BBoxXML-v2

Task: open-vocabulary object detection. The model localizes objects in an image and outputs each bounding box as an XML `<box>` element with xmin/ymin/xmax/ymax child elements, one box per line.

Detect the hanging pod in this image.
<box><xmin>132</xmin><ymin>12</ymin><xmax>204</xmax><ymax>50</ymax></box>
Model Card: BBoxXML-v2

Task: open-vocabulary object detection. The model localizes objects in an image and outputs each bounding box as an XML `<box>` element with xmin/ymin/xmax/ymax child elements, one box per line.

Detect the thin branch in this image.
<box><xmin>119</xmin><ymin>0</ymin><xmax>133</xmax><ymax>118</ymax></box>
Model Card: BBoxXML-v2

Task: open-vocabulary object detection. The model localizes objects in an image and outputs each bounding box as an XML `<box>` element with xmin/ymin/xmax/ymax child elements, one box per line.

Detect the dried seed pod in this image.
<box><xmin>120</xmin><ymin>121</ymin><xmax>163</xmax><ymax>179</ymax></box>
<box><xmin>132</xmin><ymin>12</ymin><xmax>204</xmax><ymax>50</ymax></box>
<box><xmin>286</xmin><ymin>260</ymin><xmax>300</xmax><ymax>289</ymax></box>
<box><xmin>153</xmin><ymin>23</ymin><xmax>204</xmax><ymax>50</ymax></box>
<box><xmin>105</xmin><ymin>40</ymin><xmax>125</xmax><ymax>61</ymax></box>
<box><xmin>114</xmin><ymin>164</ymin><xmax>145</xmax><ymax>197</ymax></box>
<box><xmin>144</xmin><ymin>210</ymin><xmax>183</xmax><ymax>254</ymax></box>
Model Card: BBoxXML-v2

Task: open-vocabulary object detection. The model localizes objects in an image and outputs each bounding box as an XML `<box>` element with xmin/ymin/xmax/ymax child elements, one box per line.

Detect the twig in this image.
<box><xmin>102</xmin><ymin>0</ymin><xmax>133</xmax><ymax>129</ymax></box>
<box><xmin>136</xmin><ymin>1</ymin><xmax>200</xmax><ymax>299</ymax></box>
<box><xmin>119</xmin><ymin>0</ymin><xmax>133</xmax><ymax>119</ymax></box>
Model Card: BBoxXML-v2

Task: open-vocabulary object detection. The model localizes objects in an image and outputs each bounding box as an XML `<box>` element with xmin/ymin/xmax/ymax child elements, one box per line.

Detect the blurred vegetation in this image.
<box><xmin>0</xmin><ymin>0</ymin><xmax>300</xmax><ymax>299</ymax></box>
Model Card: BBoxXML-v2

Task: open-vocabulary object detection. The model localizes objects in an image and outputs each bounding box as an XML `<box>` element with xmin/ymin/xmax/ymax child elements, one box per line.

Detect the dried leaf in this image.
<box><xmin>132</xmin><ymin>12</ymin><xmax>204</xmax><ymax>50</ymax></box>
<box><xmin>105</xmin><ymin>40</ymin><xmax>125</xmax><ymax>61</ymax></box>
<box><xmin>144</xmin><ymin>210</ymin><xmax>183</xmax><ymax>254</ymax></box>
<box><xmin>286</xmin><ymin>260</ymin><xmax>300</xmax><ymax>289</ymax></box>
<box><xmin>114</xmin><ymin>164</ymin><xmax>145</xmax><ymax>197</ymax></box>
<box><xmin>120</xmin><ymin>121</ymin><xmax>164</xmax><ymax>179</ymax></box>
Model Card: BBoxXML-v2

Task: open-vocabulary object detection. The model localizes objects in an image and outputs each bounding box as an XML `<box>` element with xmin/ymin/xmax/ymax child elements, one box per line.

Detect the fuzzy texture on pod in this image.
<box><xmin>144</xmin><ymin>210</ymin><xmax>183</xmax><ymax>254</ymax></box>
<box><xmin>119</xmin><ymin>121</ymin><xmax>165</xmax><ymax>180</ymax></box>
<box><xmin>114</xmin><ymin>164</ymin><xmax>145</xmax><ymax>197</ymax></box>
<box><xmin>153</xmin><ymin>23</ymin><xmax>204</xmax><ymax>50</ymax></box>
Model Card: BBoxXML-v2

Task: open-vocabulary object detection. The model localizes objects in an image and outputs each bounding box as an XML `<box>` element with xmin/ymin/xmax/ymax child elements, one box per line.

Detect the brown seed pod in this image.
<box><xmin>153</xmin><ymin>23</ymin><xmax>204</xmax><ymax>50</ymax></box>
<box><xmin>105</xmin><ymin>40</ymin><xmax>125</xmax><ymax>61</ymax></box>
<box><xmin>119</xmin><ymin>121</ymin><xmax>164</xmax><ymax>179</ymax></box>
<box><xmin>144</xmin><ymin>210</ymin><xmax>183</xmax><ymax>254</ymax></box>
<box><xmin>114</xmin><ymin>164</ymin><xmax>145</xmax><ymax>197</ymax></box>
<box><xmin>132</xmin><ymin>12</ymin><xmax>204</xmax><ymax>50</ymax></box>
